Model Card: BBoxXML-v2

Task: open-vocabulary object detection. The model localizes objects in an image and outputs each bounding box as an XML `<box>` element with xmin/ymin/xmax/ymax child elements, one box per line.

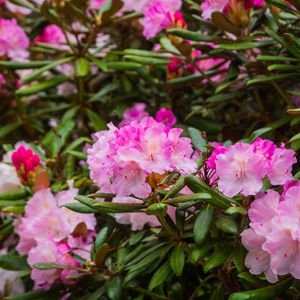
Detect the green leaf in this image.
<box><xmin>188</xmin><ymin>127</ymin><xmax>208</xmax><ymax>153</ymax></box>
<box><xmin>94</xmin><ymin>227</ymin><xmax>109</xmax><ymax>253</ymax></box>
<box><xmin>167</xmin><ymin>29</ymin><xmax>217</xmax><ymax>42</ymax></box>
<box><xmin>210</xmin><ymin>283</ymin><xmax>224</xmax><ymax>300</ymax></box>
<box><xmin>206</xmin><ymin>91</ymin><xmax>240</xmax><ymax>103</ymax></box>
<box><xmin>0</xmin><ymin>60</ymin><xmax>52</xmax><ymax>69</ymax></box>
<box><xmin>107</xmin><ymin>61</ymin><xmax>143</xmax><ymax>70</ymax></box>
<box><xmin>164</xmin><ymin>193</ymin><xmax>212</xmax><ymax>205</ymax></box>
<box><xmin>86</xmin><ymin>108</ymin><xmax>108</xmax><ymax>131</ymax></box>
<box><xmin>160</xmin><ymin>36</ymin><xmax>181</xmax><ymax>55</ymax></box>
<box><xmin>228</xmin><ymin>277</ymin><xmax>293</xmax><ymax>300</ymax></box>
<box><xmin>219</xmin><ymin>41</ymin><xmax>272</xmax><ymax>50</ymax></box>
<box><xmin>216</xmin><ymin>216</ymin><xmax>239</xmax><ymax>234</ymax></box>
<box><xmin>203</xmin><ymin>246</ymin><xmax>232</xmax><ymax>273</ymax></box>
<box><xmin>75</xmin><ymin>58</ymin><xmax>90</xmax><ymax>77</ymax></box>
<box><xmin>0</xmin><ymin>254</ymin><xmax>29</xmax><ymax>270</ymax></box>
<box><xmin>75</xmin><ymin>195</ymin><xmax>146</xmax><ymax>213</ymax></box>
<box><xmin>232</xmin><ymin>244</ymin><xmax>246</xmax><ymax>272</ymax></box>
<box><xmin>162</xmin><ymin>176</ymin><xmax>186</xmax><ymax>200</ymax></box>
<box><xmin>193</xmin><ymin>205</ymin><xmax>214</xmax><ymax>246</ymax></box>
<box><xmin>67</xmin><ymin>150</ymin><xmax>87</xmax><ymax>160</ymax></box>
<box><xmin>22</xmin><ymin>57</ymin><xmax>73</xmax><ymax>84</ymax></box>
<box><xmin>0</xmin><ymin>188</ymin><xmax>30</xmax><ymax>200</ymax></box>
<box><xmin>0</xmin><ymin>123</ymin><xmax>21</xmax><ymax>139</ymax></box>
<box><xmin>16</xmin><ymin>75</ymin><xmax>68</xmax><ymax>96</ymax></box>
<box><xmin>34</xmin><ymin>263</ymin><xmax>82</xmax><ymax>271</ymax></box>
<box><xmin>106</xmin><ymin>276</ymin><xmax>122</xmax><ymax>300</ymax></box>
<box><xmin>148</xmin><ymin>260</ymin><xmax>172</xmax><ymax>291</ymax></box>
<box><xmin>63</xmin><ymin>203</ymin><xmax>98</xmax><ymax>214</ymax></box>
<box><xmin>170</xmin><ymin>243</ymin><xmax>185</xmax><ymax>276</ymax></box>
<box><xmin>185</xmin><ymin>175</ymin><xmax>236</xmax><ymax>208</ymax></box>
<box><xmin>226</xmin><ymin>207</ymin><xmax>247</xmax><ymax>215</ymax></box>
<box><xmin>247</xmin><ymin>73</ymin><xmax>300</xmax><ymax>85</ymax></box>
<box><xmin>189</xmin><ymin>244</ymin><xmax>211</xmax><ymax>265</ymax></box>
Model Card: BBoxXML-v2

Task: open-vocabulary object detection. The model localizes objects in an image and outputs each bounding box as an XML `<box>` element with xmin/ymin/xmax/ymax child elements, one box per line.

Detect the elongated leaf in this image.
<box><xmin>16</xmin><ymin>75</ymin><xmax>68</xmax><ymax>96</ymax></box>
<box><xmin>228</xmin><ymin>277</ymin><xmax>293</xmax><ymax>300</ymax></box>
<box><xmin>170</xmin><ymin>243</ymin><xmax>185</xmax><ymax>276</ymax></box>
<box><xmin>193</xmin><ymin>205</ymin><xmax>214</xmax><ymax>246</ymax></box>
<box><xmin>0</xmin><ymin>254</ymin><xmax>28</xmax><ymax>270</ymax></box>
<box><xmin>148</xmin><ymin>261</ymin><xmax>172</xmax><ymax>291</ymax></box>
<box><xmin>216</xmin><ymin>216</ymin><xmax>239</xmax><ymax>234</ymax></box>
<box><xmin>0</xmin><ymin>60</ymin><xmax>52</xmax><ymax>69</ymax></box>
<box><xmin>203</xmin><ymin>246</ymin><xmax>232</xmax><ymax>273</ymax></box>
<box><xmin>86</xmin><ymin>109</ymin><xmax>108</xmax><ymax>131</ymax></box>
<box><xmin>22</xmin><ymin>57</ymin><xmax>73</xmax><ymax>84</ymax></box>
<box><xmin>188</xmin><ymin>127</ymin><xmax>208</xmax><ymax>153</ymax></box>
<box><xmin>0</xmin><ymin>123</ymin><xmax>21</xmax><ymax>139</ymax></box>
<box><xmin>0</xmin><ymin>188</ymin><xmax>30</xmax><ymax>200</ymax></box>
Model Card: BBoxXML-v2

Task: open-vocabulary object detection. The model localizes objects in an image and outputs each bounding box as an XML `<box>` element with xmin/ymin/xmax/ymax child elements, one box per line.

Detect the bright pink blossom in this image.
<box><xmin>215</xmin><ymin>142</ymin><xmax>267</xmax><ymax>197</ymax></box>
<box><xmin>119</xmin><ymin>103</ymin><xmax>149</xmax><ymax>127</ymax></box>
<box><xmin>34</xmin><ymin>25</ymin><xmax>65</xmax><ymax>46</ymax></box>
<box><xmin>12</xmin><ymin>146</ymin><xmax>40</xmax><ymax>183</ymax></box>
<box><xmin>155</xmin><ymin>108</ymin><xmax>176</xmax><ymax>127</ymax></box>
<box><xmin>141</xmin><ymin>0</ymin><xmax>182</xmax><ymax>39</ymax></box>
<box><xmin>0</xmin><ymin>19</ymin><xmax>29</xmax><ymax>60</ymax></box>
<box><xmin>87</xmin><ymin>117</ymin><xmax>197</xmax><ymax>198</ymax></box>
<box><xmin>206</xmin><ymin>142</ymin><xmax>227</xmax><ymax>169</ymax></box>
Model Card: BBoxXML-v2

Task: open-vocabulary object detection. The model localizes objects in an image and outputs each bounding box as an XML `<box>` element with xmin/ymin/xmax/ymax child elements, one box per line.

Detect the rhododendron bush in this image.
<box><xmin>2</xmin><ymin>0</ymin><xmax>300</xmax><ymax>299</ymax></box>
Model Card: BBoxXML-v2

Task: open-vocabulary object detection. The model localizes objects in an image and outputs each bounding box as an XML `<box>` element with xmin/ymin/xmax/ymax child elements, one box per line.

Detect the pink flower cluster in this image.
<box><xmin>141</xmin><ymin>0</ymin><xmax>183</xmax><ymax>39</ymax></box>
<box><xmin>88</xmin><ymin>117</ymin><xmax>196</xmax><ymax>198</ymax></box>
<box><xmin>200</xmin><ymin>0</ymin><xmax>264</xmax><ymax>20</ymax></box>
<box><xmin>16</xmin><ymin>187</ymin><xmax>96</xmax><ymax>289</ymax></box>
<box><xmin>34</xmin><ymin>25</ymin><xmax>65</xmax><ymax>46</ymax></box>
<box><xmin>207</xmin><ymin>138</ymin><xmax>296</xmax><ymax>197</ymax></box>
<box><xmin>120</xmin><ymin>103</ymin><xmax>177</xmax><ymax>127</ymax></box>
<box><xmin>0</xmin><ymin>18</ymin><xmax>29</xmax><ymax>60</ymax></box>
<box><xmin>241</xmin><ymin>183</ymin><xmax>300</xmax><ymax>282</ymax></box>
<box><xmin>12</xmin><ymin>146</ymin><xmax>41</xmax><ymax>184</ymax></box>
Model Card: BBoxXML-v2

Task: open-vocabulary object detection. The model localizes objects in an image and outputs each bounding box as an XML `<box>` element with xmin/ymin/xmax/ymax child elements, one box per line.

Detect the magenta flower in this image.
<box><xmin>141</xmin><ymin>0</ymin><xmax>182</xmax><ymax>39</ymax></box>
<box><xmin>206</xmin><ymin>142</ymin><xmax>227</xmax><ymax>169</ymax></box>
<box><xmin>215</xmin><ymin>142</ymin><xmax>267</xmax><ymax>197</ymax></box>
<box><xmin>119</xmin><ymin>102</ymin><xmax>149</xmax><ymax>127</ymax></box>
<box><xmin>155</xmin><ymin>108</ymin><xmax>177</xmax><ymax>127</ymax></box>
<box><xmin>34</xmin><ymin>25</ymin><xmax>65</xmax><ymax>46</ymax></box>
<box><xmin>0</xmin><ymin>19</ymin><xmax>29</xmax><ymax>60</ymax></box>
<box><xmin>12</xmin><ymin>146</ymin><xmax>40</xmax><ymax>183</ymax></box>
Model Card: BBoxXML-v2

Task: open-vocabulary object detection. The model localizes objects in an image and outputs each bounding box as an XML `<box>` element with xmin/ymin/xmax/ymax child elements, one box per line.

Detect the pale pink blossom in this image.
<box><xmin>268</xmin><ymin>147</ymin><xmax>296</xmax><ymax>185</ymax></box>
<box><xmin>248</xmin><ymin>190</ymin><xmax>279</xmax><ymax>235</ymax></box>
<box><xmin>87</xmin><ymin>117</ymin><xmax>197</xmax><ymax>198</ymax></box>
<box><xmin>201</xmin><ymin>0</ymin><xmax>229</xmax><ymax>20</ymax></box>
<box><xmin>155</xmin><ymin>108</ymin><xmax>176</xmax><ymax>127</ymax></box>
<box><xmin>241</xmin><ymin>228</ymin><xmax>277</xmax><ymax>283</ymax></box>
<box><xmin>215</xmin><ymin>142</ymin><xmax>267</xmax><ymax>197</ymax></box>
<box><xmin>0</xmin><ymin>19</ymin><xmax>29</xmax><ymax>60</ymax></box>
<box><xmin>16</xmin><ymin>186</ymin><xmax>96</xmax><ymax>288</ymax></box>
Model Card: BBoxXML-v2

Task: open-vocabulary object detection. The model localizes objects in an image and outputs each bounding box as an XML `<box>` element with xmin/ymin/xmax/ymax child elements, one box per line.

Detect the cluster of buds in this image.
<box><xmin>12</xmin><ymin>146</ymin><xmax>41</xmax><ymax>186</ymax></box>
